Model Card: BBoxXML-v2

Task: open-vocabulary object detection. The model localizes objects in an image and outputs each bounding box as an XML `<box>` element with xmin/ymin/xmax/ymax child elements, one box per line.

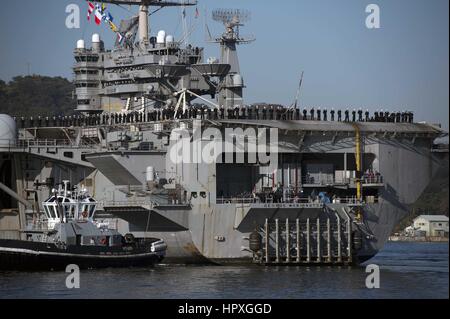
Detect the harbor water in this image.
<box><xmin>0</xmin><ymin>242</ymin><xmax>448</xmax><ymax>299</ymax></box>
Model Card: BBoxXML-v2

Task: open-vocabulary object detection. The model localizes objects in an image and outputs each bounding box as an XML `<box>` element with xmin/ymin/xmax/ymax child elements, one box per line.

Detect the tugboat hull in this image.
<box><xmin>0</xmin><ymin>239</ymin><xmax>164</xmax><ymax>271</ymax></box>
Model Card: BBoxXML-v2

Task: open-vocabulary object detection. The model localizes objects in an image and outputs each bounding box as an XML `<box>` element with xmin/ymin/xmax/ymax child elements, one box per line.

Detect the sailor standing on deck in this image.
<box><xmin>337</xmin><ymin>109</ymin><xmax>342</xmax><ymax>122</ymax></box>
<box><xmin>389</xmin><ymin>112</ymin><xmax>395</xmax><ymax>123</ymax></box>
<box><xmin>303</xmin><ymin>108</ymin><xmax>307</xmax><ymax>120</ymax></box>
<box><xmin>330</xmin><ymin>108</ymin><xmax>335</xmax><ymax>121</ymax></box>
<box><xmin>262</xmin><ymin>106</ymin><xmax>267</xmax><ymax>120</ymax></box>
<box><xmin>365</xmin><ymin>109</ymin><xmax>370</xmax><ymax>122</ymax></box>
<box><xmin>401</xmin><ymin>111</ymin><xmax>406</xmax><ymax>123</ymax></box>
<box><xmin>344</xmin><ymin>109</ymin><xmax>349</xmax><ymax>122</ymax></box>
<box><xmin>323</xmin><ymin>108</ymin><xmax>327</xmax><ymax>121</ymax></box>
<box><xmin>269</xmin><ymin>106</ymin><xmax>274</xmax><ymax>120</ymax></box>
<box><xmin>310</xmin><ymin>107</ymin><xmax>315</xmax><ymax>120</ymax></box>
<box><xmin>317</xmin><ymin>107</ymin><xmax>321</xmax><ymax>121</ymax></box>
<box><xmin>408</xmin><ymin>111</ymin><xmax>414</xmax><ymax>123</ymax></box>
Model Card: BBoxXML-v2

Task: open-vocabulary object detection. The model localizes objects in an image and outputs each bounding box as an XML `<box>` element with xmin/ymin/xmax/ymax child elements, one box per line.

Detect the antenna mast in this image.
<box><xmin>211</xmin><ymin>8</ymin><xmax>255</xmax><ymax>109</ymax></box>
<box><xmin>93</xmin><ymin>1</ymin><xmax>197</xmax><ymax>44</ymax></box>
<box><xmin>293</xmin><ymin>71</ymin><xmax>304</xmax><ymax>109</ymax></box>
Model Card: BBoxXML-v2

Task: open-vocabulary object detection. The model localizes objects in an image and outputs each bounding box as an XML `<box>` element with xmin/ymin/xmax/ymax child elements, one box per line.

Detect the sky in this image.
<box><xmin>0</xmin><ymin>0</ymin><xmax>448</xmax><ymax>130</ymax></box>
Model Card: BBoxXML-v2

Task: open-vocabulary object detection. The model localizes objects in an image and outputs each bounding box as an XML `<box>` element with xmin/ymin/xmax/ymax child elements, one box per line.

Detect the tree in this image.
<box><xmin>0</xmin><ymin>75</ymin><xmax>76</xmax><ymax>117</ymax></box>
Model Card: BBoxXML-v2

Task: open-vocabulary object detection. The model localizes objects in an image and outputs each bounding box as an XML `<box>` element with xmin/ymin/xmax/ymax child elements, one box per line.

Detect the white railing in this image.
<box><xmin>0</xmin><ymin>139</ymin><xmax>96</xmax><ymax>150</ymax></box>
<box><xmin>362</xmin><ymin>175</ymin><xmax>384</xmax><ymax>184</ymax></box>
<box><xmin>216</xmin><ymin>196</ymin><xmax>379</xmax><ymax>205</ymax></box>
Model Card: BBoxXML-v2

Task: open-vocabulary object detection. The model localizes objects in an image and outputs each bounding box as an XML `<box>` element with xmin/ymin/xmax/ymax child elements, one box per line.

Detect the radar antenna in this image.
<box><xmin>211</xmin><ymin>8</ymin><xmax>254</xmax><ymax>44</ymax></box>
<box><xmin>209</xmin><ymin>9</ymin><xmax>255</xmax><ymax>110</ymax></box>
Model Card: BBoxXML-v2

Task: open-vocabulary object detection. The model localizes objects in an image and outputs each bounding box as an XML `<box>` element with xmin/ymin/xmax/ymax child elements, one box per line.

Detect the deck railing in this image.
<box><xmin>216</xmin><ymin>196</ymin><xmax>378</xmax><ymax>205</ymax></box>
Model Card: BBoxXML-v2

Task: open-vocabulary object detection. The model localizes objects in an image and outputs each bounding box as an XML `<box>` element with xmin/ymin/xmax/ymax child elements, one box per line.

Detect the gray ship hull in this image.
<box><xmin>0</xmin><ymin>119</ymin><xmax>447</xmax><ymax>265</ymax></box>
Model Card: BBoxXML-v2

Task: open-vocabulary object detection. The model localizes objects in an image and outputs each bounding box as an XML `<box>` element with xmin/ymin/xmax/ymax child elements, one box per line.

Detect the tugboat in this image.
<box><xmin>0</xmin><ymin>181</ymin><xmax>167</xmax><ymax>271</ymax></box>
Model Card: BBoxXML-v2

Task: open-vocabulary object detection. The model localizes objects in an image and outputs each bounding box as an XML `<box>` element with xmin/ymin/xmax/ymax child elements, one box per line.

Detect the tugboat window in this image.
<box><xmin>52</xmin><ymin>207</ymin><xmax>58</xmax><ymax>218</ymax></box>
<box><xmin>89</xmin><ymin>205</ymin><xmax>96</xmax><ymax>217</ymax></box>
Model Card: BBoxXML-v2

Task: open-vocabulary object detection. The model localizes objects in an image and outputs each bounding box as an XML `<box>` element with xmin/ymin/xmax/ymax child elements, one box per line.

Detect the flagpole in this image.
<box><xmin>182</xmin><ymin>4</ymin><xmax>188</xmax><ymax>47</ymax></box>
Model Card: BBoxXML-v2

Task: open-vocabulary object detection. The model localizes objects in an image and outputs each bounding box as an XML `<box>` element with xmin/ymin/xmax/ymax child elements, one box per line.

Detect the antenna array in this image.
<box><xmin>212</xmin><ymin>9</ymin><xmax>251</xmax><ymax>26</ymax></box>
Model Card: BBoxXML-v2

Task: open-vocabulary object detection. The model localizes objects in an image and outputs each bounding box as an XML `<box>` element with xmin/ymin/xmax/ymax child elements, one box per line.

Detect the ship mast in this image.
<box><xmin>139</xmin><ymin>5</ymin><xmax>149</xmax><ymax>43</ymax></box>
<box><xmin>95</xmin><ymin>0</ymin><xmax>197</xmax><ymax>44</ymax></box>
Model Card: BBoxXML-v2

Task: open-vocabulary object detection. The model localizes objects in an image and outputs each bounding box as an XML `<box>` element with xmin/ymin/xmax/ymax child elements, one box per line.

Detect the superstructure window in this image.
<box><xmin>75</xmin><ymin>56</ymin><xmax>99</xmax><ymax>63</ymax></box>
<box><xmin>75</xmin><ymin>83</ymin><xmax>98</xmax><ymax>88</ymax></box>
<box><xmin>77</xmin><ymin>99</ymin><xmax>90</xmax><ymax>105</ymax></box>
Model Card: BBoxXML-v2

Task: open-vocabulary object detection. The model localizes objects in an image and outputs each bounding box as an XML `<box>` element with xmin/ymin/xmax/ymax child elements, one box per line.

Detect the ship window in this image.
<box><xmin>44</xmin><ymin>206</ymin><xmax>50</xmax><ymax>218</ymax></box>
<box><xmin>89</xmin><ymin>205</ymin><xmax>96</xmax><ymax>217</ymax></box>
<box><xmin>53</xmin><ymin>207</ymin><xmax>59</xmax><ymax>218</ymax></box>
<box><xmin>66</xmin><ymin>205</ymin><xmax>75</xmax><ymax>219</ymax></box>
<box><xmin>77</xmin><ymin>99</ymin><xmax>90</xmax><ymax>105</ymax></box>
<box><xmin>47</xmin><ymin>196</ymin><xmax>56</xmax><ymax>203</ymax></box>
<box><xmin>50</xmin><ymin>207</ymin><xmax>56</xmax><ymax>218</ymax></box>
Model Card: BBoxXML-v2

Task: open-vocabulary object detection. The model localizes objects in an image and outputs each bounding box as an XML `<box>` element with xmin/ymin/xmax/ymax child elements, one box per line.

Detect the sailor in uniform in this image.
<box><xmin>344</xmin><ymin>109</ymin><xmax>349</xmax><ymax>122</ymax></box>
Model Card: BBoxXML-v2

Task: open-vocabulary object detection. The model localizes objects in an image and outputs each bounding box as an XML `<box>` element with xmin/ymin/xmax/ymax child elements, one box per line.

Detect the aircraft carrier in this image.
<box><xmin>0</xmin><ymin>0</ymin><xmax>447</xmax><ymax>265</ymax></box>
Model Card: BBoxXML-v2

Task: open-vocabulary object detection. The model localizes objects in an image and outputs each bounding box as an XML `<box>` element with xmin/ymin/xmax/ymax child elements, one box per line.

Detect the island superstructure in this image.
<box><xmin>0</xmin><ymin>0</ymin><xmax>447</xmax><ymax>265</ymax></box>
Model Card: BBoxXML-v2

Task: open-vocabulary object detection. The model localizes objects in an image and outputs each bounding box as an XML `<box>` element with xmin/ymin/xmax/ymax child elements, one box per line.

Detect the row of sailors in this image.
<box><xmin>13</xmin><ymin>107</ymin><xmax>414</xmax><ymax>128</ymax></box>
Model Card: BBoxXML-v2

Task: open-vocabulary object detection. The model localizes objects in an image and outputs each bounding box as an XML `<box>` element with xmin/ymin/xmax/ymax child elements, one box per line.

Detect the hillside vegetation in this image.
<box><xmin>0</xmin><ymin>76</ymin><xmax>76</xmax><ymax>117</ymax></box>
<box><xmin>395</xmin><ymin>159</ymin><xmax>449</xmax><ymax>231</ymax></box>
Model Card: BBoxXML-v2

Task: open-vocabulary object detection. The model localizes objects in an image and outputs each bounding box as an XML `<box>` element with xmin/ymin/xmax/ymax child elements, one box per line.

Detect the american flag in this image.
<box><xmin>87</xmin><ymin>2</ymin><xmax>95</xmax><ymax>21</ymax></box>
